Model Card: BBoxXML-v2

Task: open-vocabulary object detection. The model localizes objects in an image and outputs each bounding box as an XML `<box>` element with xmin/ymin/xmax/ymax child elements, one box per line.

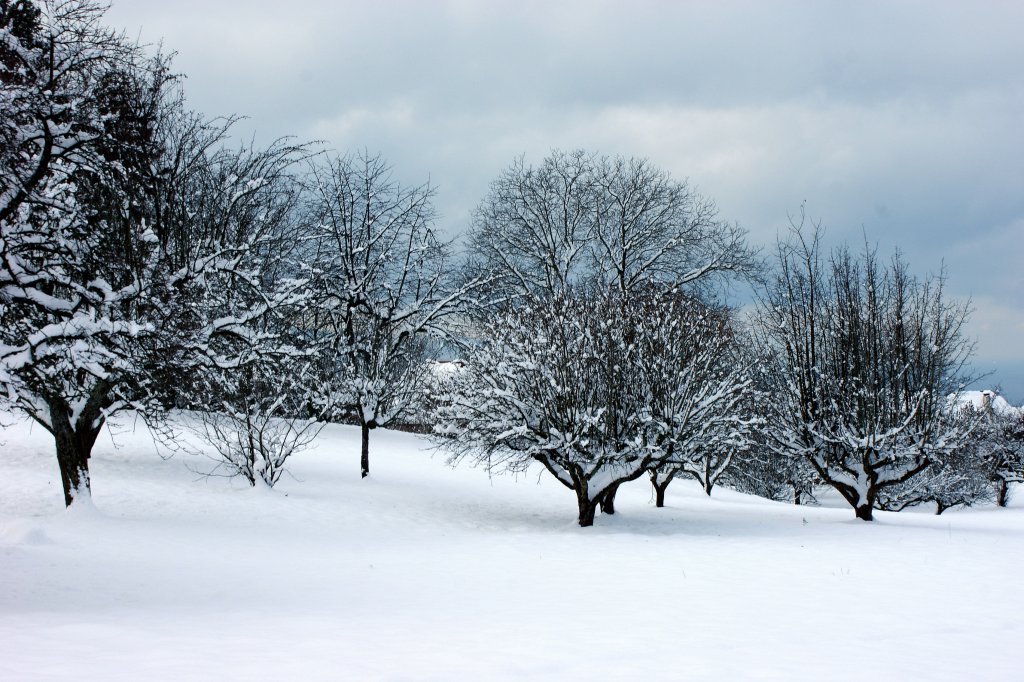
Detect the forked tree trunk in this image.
<box><xmin>49</xmin><ymin>399</ymin><xmax>105</xmax><ymax>508</ymax></box>
<box><xmin>654</xmin><ymin>482</ymin><xmax>669</xmax><ymax>508</ymax></box>
<box><xmin>834</xmin><ymin>477</ymin><xmax>877</xmax><ymax>522</ymax></box>
<box><xmin>54</xmin><ymin>424</ymin><xmax>92</xmax><ymax>507</ymax></box>
<box><xmin>650</xmin><ymin>467</ymin><xmax>677</xmax><ymax>508</ymax></box>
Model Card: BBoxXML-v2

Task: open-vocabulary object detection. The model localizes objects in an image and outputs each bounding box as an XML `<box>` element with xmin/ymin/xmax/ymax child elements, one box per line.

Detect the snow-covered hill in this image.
<box><xmin>2</xmin><ymin>413</ymin><xmax>1023</xmax><ymax>681</ymax></box>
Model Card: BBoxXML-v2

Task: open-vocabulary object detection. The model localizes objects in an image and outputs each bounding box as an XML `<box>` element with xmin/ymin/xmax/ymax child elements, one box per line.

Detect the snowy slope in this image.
<box><xmin>2</xmin><ymin>412</ymin><xmax>1023</xmax><ymax>681</ymax></box>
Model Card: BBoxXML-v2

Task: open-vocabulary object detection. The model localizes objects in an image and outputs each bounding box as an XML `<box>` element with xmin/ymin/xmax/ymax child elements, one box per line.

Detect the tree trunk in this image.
<box><xmin>360</xmin><ymin>420</ymin><xmax>372</xmax><ymax>478</ymax></box>
<box><xmin>935</xmin><ymin>501</ymin><xmax>947</xmax><ymax>515</ymax></box>
<box><xmin>791</xmin><ymin>481</ymin><xmax>802</xmax><ymax>505</ymax></box>
<box><xmin>577</xmin><ymin>497</ymin><xmax>598</xmax><ymax>527</ymax></box>
<box><xmin>703</xmin><ymin>479</ymin><xmax>714</xmax><ymax>496</ymax></box>
<box><xmin>572</xmin><ymin>482</ymin><xmax>599</xmax><ymax>527</ymax></box>
<box><xmin>50</xmin><ymin>401</ymin><xmax>105</xmax><ymax>508</ymax></box>
<box><xmin>54</xmin><ymin>424</ymin><xmax>91</xmax><ymax>507</ymax></box>
<box><xmin>997</xmin><ymin>479</ymin><xmax>1009</xmax><ymax>507</ymax></box>
<box><xmin>654</xmin><ymin>482</ymin><xmax>668</xmax><ymax>508</ymax></box>
<box><xmin>854</xmin><ymin>503</ymin><xmax>874</xmax><ymax>521</ymax></box>
<box><xmin>650</xmin><ymin>468</ymin><xmax>676</xmax><ymax>508</ymax></box>
<box><xmin>599</xmin><ymin>482</ymin><xmax>620</xmax><ymax>515</ymax></box>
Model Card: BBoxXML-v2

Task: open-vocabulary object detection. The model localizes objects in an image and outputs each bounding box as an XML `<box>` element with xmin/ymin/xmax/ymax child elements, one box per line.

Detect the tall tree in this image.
<box><xmin>0</xmin><ymin>0</ymin><xmax>308</xmax><ymax>506</ymax></box>
<box><xmin>754</xmin><ymin>220</ymin><xmax>974</xmax><ymax>520</ymax></box>
<box><xmin>304</xmin><ymin>152</ymin><xmax>479</xmax><ymax>478</ymax></box>
<box><xmin>454</xmin><ymin>149</ymin><xmax>755</xmax><ymax>517</ymax></box>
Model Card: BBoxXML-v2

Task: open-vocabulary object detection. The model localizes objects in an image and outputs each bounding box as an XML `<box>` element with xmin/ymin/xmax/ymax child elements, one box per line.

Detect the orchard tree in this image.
<box><xmin>304</xmin><ymin>152</ymin><xmax>481</xmax><ymax>478</ymax></box>
<box><xmin>876</xmin><ymin>443</ymin><xmax>992</xmax><ymax>515</ymax></box>
<box><xmin>637</xmin><ymin>292</ymin><xmax>754</xmax><ymax>506</ymax></box>
<box><xmin>728</xmin><ymin>436</ymin><xmax>819</xmax><ymax>505</ymax></box>
<box><xmin>986</xmin><ymin>409</ymin><xmax>1024</xmax><ymax>506</ymax></box>
<box><xmin>754</xmin><ymin>220</ymin><xmax>974</xmax><ymax>521</ymax></box>
<box><xmin>878</xmin><ymin>398</ymin><xmax>1023</xmax><ymax>514</ymax></box>
<box><xmin>0</xmin><ymin>0</ymin><xmax>309</xmax><ymax>507</ymax></box>
<box><xmin>190</xmin><ymin>354</ymin><xmax>324</xmax><ymax>489</ymax></box>
<box><xmin>437</xmin><ymin>285</ymin><xmax>654</xmax><ymax>526</ymax></box>
<box><xmin>452</xmin><ymin>150</ymin><xmax>755</xmax><ymax>518</ymax></box>
<box><xmin>437</xmin><ymin>283</ymin><xmax>753</xmax><ymax>525</ymax></box>
<box><xmin>182</xmin><ymin>170</ymin><xmax>322</xmax><ymax>489</ymax></box>
<box><xmin>1</xmin><ymin>0</ymin><xmax>159</xmax><ymax>506</ymax></box>
<box><xmin>727</xmin><ymin>367</ymin><xmax>818</xmax><ymax>505</ymax></box>
<box><xmin>958</xmin><ymin>398</ymin><xmax>1024</xmax><ymax>507</ymax></box>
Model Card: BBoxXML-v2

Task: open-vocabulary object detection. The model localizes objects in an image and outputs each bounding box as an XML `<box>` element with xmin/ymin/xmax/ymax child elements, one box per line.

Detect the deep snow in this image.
<box><xmin>2</xmin><ymin>413</ymin><xmax>1022</xmax><ymax>681</ymax></box>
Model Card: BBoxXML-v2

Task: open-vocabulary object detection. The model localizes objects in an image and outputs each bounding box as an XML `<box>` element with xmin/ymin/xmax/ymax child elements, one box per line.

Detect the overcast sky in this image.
<box><xmin>107</xmin><ymin>0</ymin><xmax>1024</xmax><ymax>400</ymax></box>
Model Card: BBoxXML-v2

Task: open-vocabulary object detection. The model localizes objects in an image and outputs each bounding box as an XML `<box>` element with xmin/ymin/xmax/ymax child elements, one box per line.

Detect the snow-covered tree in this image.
<box><xmin>437</xmin><ymin>284</ymin><xmax>752</xmax><ymax>525</ymax></box>
<box><xmin>726</xmin><ymin>367</ymin><xmax>819</xmax><ymax>505</ymax></box>
<box><xmin>876</xmin><ymin>396</ymin><xmax>1023</xmax><ymax>514</ymax></box>
<box><xmin>955</xmin><ymin>397</ymin><xmax>1024</xmax><ymax>507</ymax></box>
<box><xmin>303</xmin><ymin>153</ymin><xmax>479</xmax><ymax>478</ymax></box>
<box><xmin>875</xmin><ymin>442</ymin><xmax>992</xmax><ymax>515</ymax></box>
<box><xmin>437</xmin><ymin>285</ymin><xmax>653</xmax><ymax>526</ymax></box>
<box><xmin>985</xmin><ymin>409</ymin><xmax>1024</xmax><ymax>506</ymax></box>
<box><xmin>754</xmin><ymin>221</ymin><xmax>974</xmax><ymax>521</ymax></box>
<box><xmin>0</xmin><ymin>1</ymin><xmax>309</xmax><ymax>506</ymax></box>
<box><xmin>637</xmin><ymin>292</ymin><xmax>754</xmax><ymax>506</ymax></box>
<box><xmin>190</xmin><ymin>355</ymin><xmax>323</xmax><ymax>489</ymax></box>
<box><xmin>184</xmin><ymin>189</ymin><xmax>322</xmax><ymax>489</ymax></box>
<box><xmin>464</xmin><ymin>149</ymin><xmax>755</xmax><ymax>306</ymax></box>
<box><xmin>452</xmin><ymin>150</ymin><xmax>757</xmax><ymax>520</ymax></box>
<box><xmin>1</xmin><ymin>0</ymin><xmax>157</xmax><ymax>506</ymax></box>
<box><xmin>727</xmin><ymin>442</ymin><xmax>820</xmax><ymax>505</ymax></box>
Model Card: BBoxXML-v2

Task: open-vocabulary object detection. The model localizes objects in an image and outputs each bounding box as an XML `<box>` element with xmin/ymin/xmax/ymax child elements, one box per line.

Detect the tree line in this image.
<box><xmin>2</xmin><ymin>1</ymin><xmax>1021</xmax><ymax>524</ymax></box>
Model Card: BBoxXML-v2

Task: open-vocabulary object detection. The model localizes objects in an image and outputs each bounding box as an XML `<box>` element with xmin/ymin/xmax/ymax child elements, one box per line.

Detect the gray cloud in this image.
<box><xmin>107</xmin><ymin>0</ymin><xmax>1024</xmax><ymax>398</ymax></box>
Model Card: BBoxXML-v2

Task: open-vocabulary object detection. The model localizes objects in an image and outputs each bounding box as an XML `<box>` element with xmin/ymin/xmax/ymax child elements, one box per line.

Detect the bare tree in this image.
<box><xmin>452</xmin><ymin>150</ymin><xmax>756</xmax><ymax>519</ymax></box>
<box><xmin>876</xmin><ymin>442</ymin><xmax>992</xmax><ymax>515</ymax></box>
<box><xmin>957</xmin><ymin>399</ymin><xmax>1024</xmax><ymax>507</ymax></box>
<box><xmin>304</xmin><ymin>152</ymin><xmax>480</xmax><ymax>478</ymax></box>
<box><xmin>464</xmin><ymin>149</ymin><xmax>755</xmax><ymax>307</ymax></box>
<box><xmin>638</xmin><ymin>292</ymin><xmax>754</xmax><ymax>506</ymax></box>
<box><xmin>754</xmin><ymin>219</ymin><xmax>974</xmax><ymax>520</ymax></box>
<box><xmin>466</xmin><ymin>150</ymin><xmax>594</xmax><ymax>302</ymax></box>
<box><xmin>0</xmin><ymin>0</ymin><xmax>309</xmax><ymax>506</ymax></box>
<box><xmin>437</xmin><ymin>285</ymin><xmax>653</xmax><ymax>526</ymax></box>
<box><xmin>589</xmin><ymin>154</ymin><xmax>751</xmax><ymax>295</ymax></box>
<box><xmin>190</xmin><ymin>356</ymin><xmax>323</xmax><ymax>488</ymax></box>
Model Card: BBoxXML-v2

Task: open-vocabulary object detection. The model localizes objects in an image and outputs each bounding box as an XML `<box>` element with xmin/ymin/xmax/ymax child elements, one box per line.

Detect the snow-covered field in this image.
<box><xmin>2</xmin><ymin>413</ymin><xmax>1022</xmax><ymax>681</ymax></box>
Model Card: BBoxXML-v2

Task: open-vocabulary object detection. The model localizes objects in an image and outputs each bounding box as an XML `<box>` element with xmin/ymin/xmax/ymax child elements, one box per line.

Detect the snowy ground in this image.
<box><xmin>2</xmin><ymin>413</ymin><xmax>1022</xmax><ymax>681</ymax></box>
